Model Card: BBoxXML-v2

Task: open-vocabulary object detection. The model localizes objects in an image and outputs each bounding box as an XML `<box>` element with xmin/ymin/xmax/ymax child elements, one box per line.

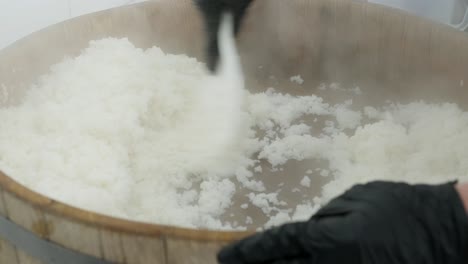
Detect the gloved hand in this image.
<box><xmin>218</xmin><ymin>181</ymin><xmax>468</xmax><ymax>264</ymax></box>
<box><xmin>194</xmin><ymin>0</ymin><xmax>254</xmax><ymax>72</ymax></box>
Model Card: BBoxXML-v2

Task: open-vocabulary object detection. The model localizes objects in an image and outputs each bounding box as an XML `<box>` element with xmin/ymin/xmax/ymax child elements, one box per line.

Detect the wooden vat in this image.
<box><xmin>0</xmin><ymin>0</ymin><xmax>468</xmax><ymax>263</ymax></box>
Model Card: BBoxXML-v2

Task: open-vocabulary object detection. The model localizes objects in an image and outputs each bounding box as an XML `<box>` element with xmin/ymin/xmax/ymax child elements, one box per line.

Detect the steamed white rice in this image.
<box><xmin>0</xmin><ymin>37</ymin><xmax>467</xmax><ymax>230</ymax></box>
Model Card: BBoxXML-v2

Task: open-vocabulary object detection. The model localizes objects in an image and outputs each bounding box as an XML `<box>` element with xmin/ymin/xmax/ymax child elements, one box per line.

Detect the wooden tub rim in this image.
<box><xmin>0</xmin><ymin>170</ymin><xmax>253</xmax><ymax>242</ymax></box>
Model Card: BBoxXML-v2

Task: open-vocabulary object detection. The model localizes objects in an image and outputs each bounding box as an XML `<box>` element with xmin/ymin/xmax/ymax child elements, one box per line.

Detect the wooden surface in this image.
<box><xmin>0</xmin><ymin>0</ymin><xmax>468</xmax><ymax>263</ymax></box>
<box><xmin>0</xmin><ymin>237</ymin><xmax>19</xmax><ymax>264</ymax></box>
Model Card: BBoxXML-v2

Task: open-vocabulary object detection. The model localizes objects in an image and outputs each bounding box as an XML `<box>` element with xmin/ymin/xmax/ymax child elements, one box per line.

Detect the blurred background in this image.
<box><xmin>0</xmin><ymin>0</ymin><xmax>147</xmax><ymax>49</ymax></box>
<box><xmin>0</xmin><ymin>0</ymin><xmax>467</xmax><ymax>50</ymax></box>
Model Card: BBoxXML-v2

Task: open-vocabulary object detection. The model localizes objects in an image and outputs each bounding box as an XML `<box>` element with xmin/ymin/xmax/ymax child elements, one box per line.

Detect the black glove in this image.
<box><xmin>194</xmin><ymin>0</ymin><xmax>253</xmax><ymax>72</ymax></box>
<box><xmin>218</xmin><ymin>181</ymin><xmax>468</xmax><ymax>264</ymax></box>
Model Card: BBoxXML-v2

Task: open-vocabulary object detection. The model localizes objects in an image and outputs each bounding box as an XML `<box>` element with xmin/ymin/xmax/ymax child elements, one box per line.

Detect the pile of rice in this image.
<box><xmin>1</xmin><ymin>37</ymin><xmax>467</xmax><ymax>230</ymax></box>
